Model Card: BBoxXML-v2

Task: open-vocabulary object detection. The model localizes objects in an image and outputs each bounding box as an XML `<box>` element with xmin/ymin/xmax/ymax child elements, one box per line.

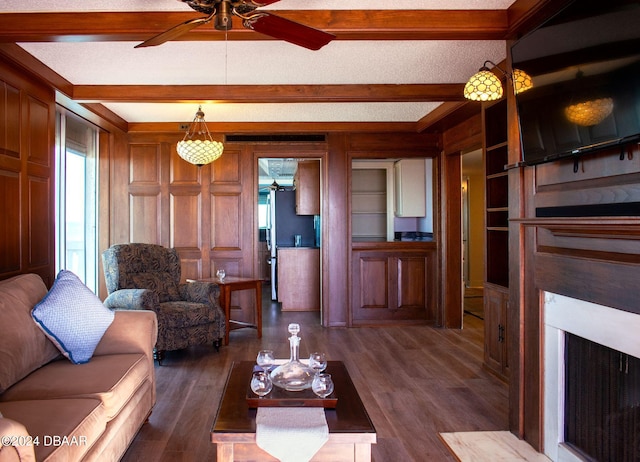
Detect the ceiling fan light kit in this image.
<box><xmin>464</xmin><ymin>60</ymin><xmax>533</xmax><ymax>102</ymax></box>
<box><xmin>177</xmin><ymin>106</ymin><xmax>224</xmax><ymax>167</ymax></box>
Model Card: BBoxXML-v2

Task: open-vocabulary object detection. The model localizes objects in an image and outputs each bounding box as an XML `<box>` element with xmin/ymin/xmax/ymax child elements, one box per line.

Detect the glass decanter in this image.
<box><xmin>270</xmin><ymin>323</ymin><xmax>315</xmax><ymax>391</ymax></box>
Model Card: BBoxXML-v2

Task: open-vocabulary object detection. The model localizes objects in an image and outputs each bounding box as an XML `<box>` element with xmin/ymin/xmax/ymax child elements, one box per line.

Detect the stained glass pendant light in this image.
<box><xmin>176</xmin><ymin>106</ymin><xmax>224</xmax><ymax>167</ymax></box>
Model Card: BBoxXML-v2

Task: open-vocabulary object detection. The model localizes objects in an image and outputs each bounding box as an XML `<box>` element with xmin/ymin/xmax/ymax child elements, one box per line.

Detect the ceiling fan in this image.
<box><xmin>135</xmin><ymin>0</ymin><xmax>335</xmax><ymax>51</ymax></box>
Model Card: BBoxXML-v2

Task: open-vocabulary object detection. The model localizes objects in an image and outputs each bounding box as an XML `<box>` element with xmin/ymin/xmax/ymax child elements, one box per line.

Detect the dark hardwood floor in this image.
<box><xmin>121</xmin><ymin>285</ymin><xmax>508</xmax><ymax>461</ymax></box>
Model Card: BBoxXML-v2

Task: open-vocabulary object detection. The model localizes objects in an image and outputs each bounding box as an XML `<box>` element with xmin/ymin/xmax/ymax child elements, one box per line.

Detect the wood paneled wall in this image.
<box><xmin>112</xmin><ymin>132</ymin><xmax>443</xmax><ymax>328</ymax></box>
<box><xmin>0</xmin><ymin>56</ymin><xmax>55</xmax><ymax>285</ymax></box>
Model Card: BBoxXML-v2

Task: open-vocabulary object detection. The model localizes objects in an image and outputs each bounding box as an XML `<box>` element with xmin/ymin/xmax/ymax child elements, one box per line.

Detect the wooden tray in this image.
<box><xmin>246</xmin><ymin>383</ymin><xmax>337</xmax><ymax>408</ymax></box>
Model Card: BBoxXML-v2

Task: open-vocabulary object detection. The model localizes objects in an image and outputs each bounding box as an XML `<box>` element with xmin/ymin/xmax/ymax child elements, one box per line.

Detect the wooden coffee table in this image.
<box><xmin>211</xmin><ymin>361</ymin><xmax>377</xmax><ymax>461</ymax></box>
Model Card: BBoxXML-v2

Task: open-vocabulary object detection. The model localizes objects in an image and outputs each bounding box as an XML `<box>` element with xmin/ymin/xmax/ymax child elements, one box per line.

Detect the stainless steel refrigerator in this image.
<box><xmin>266</xmin><ymin>189</ymin><xmax>318</xmax><ymax>301</ymax></box>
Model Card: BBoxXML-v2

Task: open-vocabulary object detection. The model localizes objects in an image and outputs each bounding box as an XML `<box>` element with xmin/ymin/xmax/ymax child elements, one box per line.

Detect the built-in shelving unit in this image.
<box><xmin>483</xmin><ymin>99</ymin><xmax>510</xmax><ymax>381</ymax></box>
<box><xmin>351</xmin><ymin>162</ymin><xmax>394</xmax><ymax>242</ymax></box>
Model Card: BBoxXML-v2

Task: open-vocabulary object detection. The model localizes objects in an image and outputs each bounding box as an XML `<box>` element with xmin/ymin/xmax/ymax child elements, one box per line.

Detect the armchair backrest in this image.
<box><xmin>102</xmin><ymin>243</ymin><xmax>182</xmax><ymax>302</ymax></box>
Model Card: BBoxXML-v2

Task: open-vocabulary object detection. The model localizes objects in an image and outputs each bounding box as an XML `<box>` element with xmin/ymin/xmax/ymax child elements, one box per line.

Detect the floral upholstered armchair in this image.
<box><xmin>102</xmin><ymin>243</ymin><xmax>225</xmax><ymax>364</ymax></box>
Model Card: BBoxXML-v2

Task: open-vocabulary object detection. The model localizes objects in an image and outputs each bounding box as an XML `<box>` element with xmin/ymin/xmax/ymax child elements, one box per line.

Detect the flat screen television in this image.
<box><xmin>511</xmin><ymin>0</ymin><xmax>640</xmax><ymax>166</ymax></box>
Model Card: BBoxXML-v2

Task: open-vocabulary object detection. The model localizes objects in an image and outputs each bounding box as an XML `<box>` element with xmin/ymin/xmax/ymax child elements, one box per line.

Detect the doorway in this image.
<box><xmin>461</xmin><ymin>149</ymin><xmax>484</xmax><ymax>320</ymax></box>
<box><xmin>257</xmin><ymin>157</ymin><xmax>322</xmax><ymax>318</ymax></box>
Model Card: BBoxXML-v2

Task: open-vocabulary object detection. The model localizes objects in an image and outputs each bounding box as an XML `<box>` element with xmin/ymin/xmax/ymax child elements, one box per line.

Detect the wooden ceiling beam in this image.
<box><xmin>0</xmin><ymin>10</ymin><xmax>509</xmax><ymax>43</ymax></box>
<box><xmin>127</xmin><ymin>121</ymin><xmax>425</xmax><ymax>134</ymax></box>
<box><xmin>72</xmin><ymin>83</ymin><xmax>466</xmax><ymax>103</ymax></box>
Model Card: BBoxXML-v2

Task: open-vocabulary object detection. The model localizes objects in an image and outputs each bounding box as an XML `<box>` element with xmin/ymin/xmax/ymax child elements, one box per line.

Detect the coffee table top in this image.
<box><xmin>212</xmin><ymin>361</ymin><xmax>376</xmax><ymax>435</ymax></box>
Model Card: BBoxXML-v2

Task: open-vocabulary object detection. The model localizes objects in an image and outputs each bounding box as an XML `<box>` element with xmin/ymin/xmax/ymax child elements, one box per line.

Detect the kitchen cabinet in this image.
<box><xmin>294</xmin><ymin>160</ymin><xmax>320</xmax><ymax>215</ymax></box>
<box><xmin>394</xmin><ymin>159</ymin><xmax>426</xmax><ymax>217</ymax></box>
<box><xmin>277</xmin><ymin>248</ymin><xmax>320</xmax><ymax>311</ymax></box>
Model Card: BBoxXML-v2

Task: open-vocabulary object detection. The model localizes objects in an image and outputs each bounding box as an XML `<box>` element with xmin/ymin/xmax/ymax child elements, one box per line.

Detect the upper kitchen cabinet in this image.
<box><xmin>294</xmin><ymin>160</ymin><xmax>320</xmax><ymax>215</ymax></box>
<box><xmin>394</xmin><ymin>159</ymin><xmax>426</xmax><ymax>217</ymax></box>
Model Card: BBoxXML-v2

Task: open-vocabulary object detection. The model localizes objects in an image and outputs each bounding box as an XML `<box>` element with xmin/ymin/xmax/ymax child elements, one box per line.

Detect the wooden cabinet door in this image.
<box><xmin>294</xmin><ymin>160</ymin><xmax>320</xmax><ymax>215</ymax></box>
<box><xmin>351</xmin><ymin>248</ymin><xmax>436</xmax><ymax>325</ymax></box>
<box><xmin>483</xmin><ymin>284</ymin><xmax>509</xmax><ymax>380</ymax></box>
<box><xmin>277</xmin><ymin>248</ymin><xmax>319</xmax><ymax>311</ymax></box>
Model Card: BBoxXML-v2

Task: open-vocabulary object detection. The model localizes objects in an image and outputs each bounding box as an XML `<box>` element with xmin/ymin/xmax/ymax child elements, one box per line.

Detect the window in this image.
<box><xmin>55</xmin><ymin>114</ymin><xmax>98</xmax><ymax>292</ymax></box>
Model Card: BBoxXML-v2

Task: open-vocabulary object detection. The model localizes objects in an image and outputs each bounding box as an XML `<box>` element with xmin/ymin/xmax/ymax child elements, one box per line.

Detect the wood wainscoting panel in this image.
<box><xmin>396</xmin><ymin>256</ymin><xmax>427</xmax><ymax>309</ymax></box>
<box><xmin>211</xmin><ymin>148</ymin><xmax>242</xmax><ymax>189</ymax></box>
<box><xmin>0</xmin><ymin>60</ymin><xmax>55</xmax><ymax>284</ymax></box>
<box><xmin>129</xmin><ymin>193</ymin><xmax>161</xmax><ymax>244</ymax></box>
<box><xmin>28</xmin><ymin>176</ymin><xmax>51</xmax><ymax>267</ymax></box>
<box><xmin>129</xmin><ymin>143</ymin><xmax>161</xmax><ymax>185</ymax></box>
<box><xmin>211</xmin><ymin>194</ymin><xmax>242</xmax><ymax>250</ymax></box>
<box><xmin>26</xmin><ymin>96</ymin><xmax>51</xmax><ymax>167</ymax></box>
<box><xmin>355</xmin><ymin>255</ymin><xmax>389</xmax><ymax>311</ymax></box>
<box><xmin>0</xmin><ymin>81</ymin><xmax>20</xmax><ymax>157</ymax></box>
<box><xmin>0</xmin><ymin>171</ymin><xmax>20</xmax><ymax>274</ymax></box>
<box><xmin>170</xmin><ymin>192</ymin><xmax>200</xmax><ymax>248</ymax></box>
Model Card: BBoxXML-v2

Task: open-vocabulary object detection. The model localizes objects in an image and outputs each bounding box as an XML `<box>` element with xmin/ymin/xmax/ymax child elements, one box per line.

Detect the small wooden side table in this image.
<box><xmin>196</xmin><ymin>277</ymin><xmax>263</xmax><ymax>345</ymax></box>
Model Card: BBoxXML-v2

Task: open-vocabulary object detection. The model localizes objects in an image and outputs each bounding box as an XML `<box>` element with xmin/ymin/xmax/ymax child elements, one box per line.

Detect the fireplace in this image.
<box><xmin>543</xmin><ymin>292</ymin><xmax>640</xmax><ymax>461</ymax></box>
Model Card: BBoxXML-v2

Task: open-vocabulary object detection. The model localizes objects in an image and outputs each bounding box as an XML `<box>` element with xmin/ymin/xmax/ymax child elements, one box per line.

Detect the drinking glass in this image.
<box><xmin>312</xmin><ymin>373</ymin><xmax>334</xmax><ymax>398</ymax></box>
<box><xmin>216</xmin><ymin>269</ymin><xmax>226</xmax><ymax>281</ymax></box>
<box><xmin>250</xmin><ymin>371</ymin><xmax>273</xmax><ymax>397</ymax></box>
<box><xmin>309</xmin><ymin>352</ymin><xmax>327</xmax><ymax>374</ymax></box>
<box><xmin>256</xmin><ymin>349</ymin><xmax>275</xmax><ymax>372</ymax></box>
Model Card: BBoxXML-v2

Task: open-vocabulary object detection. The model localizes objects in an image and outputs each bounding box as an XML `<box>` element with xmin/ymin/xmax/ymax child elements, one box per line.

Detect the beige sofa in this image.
<box><xmin>0</xmin><ymin>273</ymin><xmax>157</xmax><ymax>462</ymax></box>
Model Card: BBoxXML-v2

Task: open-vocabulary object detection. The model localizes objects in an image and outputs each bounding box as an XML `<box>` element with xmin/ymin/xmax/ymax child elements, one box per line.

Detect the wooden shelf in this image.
<box><xmin>486</xmin><ymin>141</ymin><xmax>508</xmax><ymax>151</ymax></box>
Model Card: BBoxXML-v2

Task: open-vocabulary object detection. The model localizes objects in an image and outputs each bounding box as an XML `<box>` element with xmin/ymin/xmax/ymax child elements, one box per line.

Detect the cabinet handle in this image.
<box><xmin>498</xmin><ymin>324</ymin><xmax>504</xmax><ymax>343</ymax></box>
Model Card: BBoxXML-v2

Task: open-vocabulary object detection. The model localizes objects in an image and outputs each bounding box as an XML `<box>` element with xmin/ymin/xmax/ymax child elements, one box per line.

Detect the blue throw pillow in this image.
<box><xmin>32</xmin><ymin>270</ymin><xmax>114</xmax><ymax>364</ymax></box>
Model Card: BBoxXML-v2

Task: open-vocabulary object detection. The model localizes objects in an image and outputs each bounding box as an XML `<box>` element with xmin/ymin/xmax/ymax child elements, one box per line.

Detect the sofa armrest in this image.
<box><xmin>93</xmin><ymin>310</ymin><xmax>158</xmax><ymax>357</ymax></box>
<box><xmin>179</xmin><ymin>281</ymin><xmax>220</xmax><ymax>305</ymax></box>
<box><xmin>0</xmin><ymin>417</ymin><xmax>36</xmax><ymax>462</ymax></box>
<box><xmin>103</xmin><ymin>288</ymin><xmax>159</xmax><ymax>311</ymax></box>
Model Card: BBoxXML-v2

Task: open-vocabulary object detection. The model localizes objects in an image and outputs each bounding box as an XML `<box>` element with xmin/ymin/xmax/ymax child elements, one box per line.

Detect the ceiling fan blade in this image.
<box><xmin>243</xmin><ymin>13</ymin><xmax>335</xmax><ymax>51</ymax></box>
<box><xmin>135</xmin><ymin>15</ymin><xmax>213</xmax><ymax>48</ymax></box>
<box><xmin>248</xmin><ymin>0</ymin><xmax>282</xmax><ymax>6</ymax></box>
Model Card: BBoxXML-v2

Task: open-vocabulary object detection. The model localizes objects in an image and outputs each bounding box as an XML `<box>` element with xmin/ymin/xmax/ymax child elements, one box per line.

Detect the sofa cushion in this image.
<box><xmin>32</xmin><ymin>270</ymin><xmax>115</xmax><ymax>364</ymax></box>
<box><xmin>0</xmin><ymin>353</ymin><xmax>149</xmax><ymax>421</ymax></box>
<box><xmin>0</xmin><ymin>274</ymin><xmax>60</xmax><ymax>394</ymax></box>
<box><xmin>0</xmin><ymin>398</ymin><xmax>105</xmax><ymax>462</ymax></box>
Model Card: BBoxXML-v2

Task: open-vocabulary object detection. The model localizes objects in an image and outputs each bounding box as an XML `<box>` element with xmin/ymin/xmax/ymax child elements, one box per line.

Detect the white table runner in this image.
<box><xmin>255</xmin><ymin>407</ymin><xmax>329</xmax><ymax>462</ymax></box>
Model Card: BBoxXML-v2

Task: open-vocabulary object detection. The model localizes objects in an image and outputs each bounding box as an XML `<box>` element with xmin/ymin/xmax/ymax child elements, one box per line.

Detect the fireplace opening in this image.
<box><xmin>564</xmin><ymin>333</ymin><xmax>640</xmax><ymax>461</ymax></box>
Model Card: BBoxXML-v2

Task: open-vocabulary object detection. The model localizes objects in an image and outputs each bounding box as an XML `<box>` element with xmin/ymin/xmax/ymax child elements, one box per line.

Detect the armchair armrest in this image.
<box><xmin>103</xmin><ymin>288</ymin><xmax>159</xmax><ymax>311</ymax></box>
<box><xmin>0</xmin><ymin>417</ymin><xmax>36</xmax><ymax>462</ymax></box>
<box><xmin>179</xmin><ymin>281</ymin><xmax>220</xmax><ymax>306</ymax></box>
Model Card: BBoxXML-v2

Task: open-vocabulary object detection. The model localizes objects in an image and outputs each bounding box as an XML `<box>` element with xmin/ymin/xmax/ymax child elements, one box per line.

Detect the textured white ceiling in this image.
<box><xmin>0</xmin><ymin>0</ymin><xmax>516</xmax><ymax>12</ymax></box>
<box><xmin>4</xmin><ymin>1</ymin><xmax>515</xmax><ymax>123</ymax></box>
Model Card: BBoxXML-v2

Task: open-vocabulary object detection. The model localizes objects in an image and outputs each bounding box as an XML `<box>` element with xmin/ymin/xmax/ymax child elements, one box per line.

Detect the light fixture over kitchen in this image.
<box><xmin>464</xmin><ymin>60</ymin><xmax>533</xmax><ymax>102</ymax></box>
<box><xmin>176</xmin><ymin>106</ymin><xmax>224</xmax><ymax>167</ymax></box>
